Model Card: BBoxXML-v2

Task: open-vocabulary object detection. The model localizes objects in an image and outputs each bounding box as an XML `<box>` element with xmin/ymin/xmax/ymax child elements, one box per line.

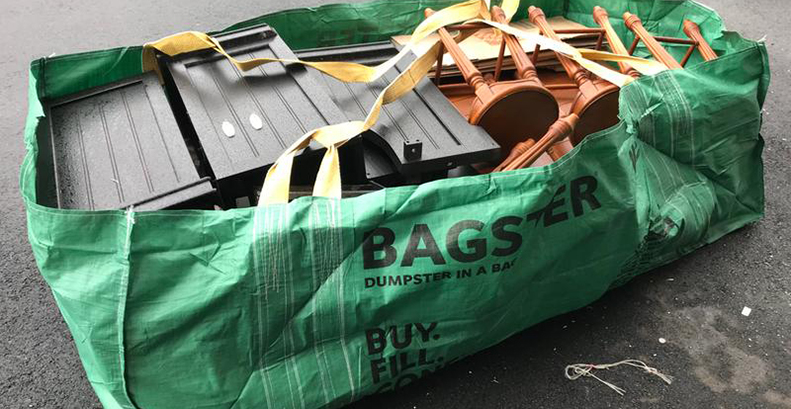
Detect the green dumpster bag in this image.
<box><xmin>21</xmin><ymin>0</ymin><xmax>769</xmax><ymax>408</ymax></box>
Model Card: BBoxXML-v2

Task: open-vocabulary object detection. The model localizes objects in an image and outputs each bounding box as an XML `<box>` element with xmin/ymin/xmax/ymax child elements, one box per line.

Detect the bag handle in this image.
<box><xmin>142</xmin><ymin>0</ymin><xmax>666</xmax><ymax>206</ymax></box>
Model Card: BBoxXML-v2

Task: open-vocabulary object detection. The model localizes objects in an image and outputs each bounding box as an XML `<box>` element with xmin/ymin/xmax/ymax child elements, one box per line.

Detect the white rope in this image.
<box><xmin>565</xmin><ymin>359</ymin><xmax>673</xmax><ymax>396</ymax></box>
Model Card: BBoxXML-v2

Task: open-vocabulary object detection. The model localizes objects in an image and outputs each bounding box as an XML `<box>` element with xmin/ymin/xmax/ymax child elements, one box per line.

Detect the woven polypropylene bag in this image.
<box><xmin>21</xmin><ymin>1</ymin><xmax>768</xmax><ymax>408</ymax></box>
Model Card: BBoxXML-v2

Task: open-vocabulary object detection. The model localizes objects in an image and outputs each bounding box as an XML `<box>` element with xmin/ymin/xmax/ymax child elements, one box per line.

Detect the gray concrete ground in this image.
<box><xmin>1</xmin><ymin>0</ymin><xmax>789</xmax><ymax>408</ymax></box>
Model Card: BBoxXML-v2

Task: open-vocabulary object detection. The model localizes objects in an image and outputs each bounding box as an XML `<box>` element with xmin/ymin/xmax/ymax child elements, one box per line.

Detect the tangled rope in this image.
<box><xmin>565</xmin><ymin>359</ymin><xmax>673</xmax><ymax>395</ymax></box>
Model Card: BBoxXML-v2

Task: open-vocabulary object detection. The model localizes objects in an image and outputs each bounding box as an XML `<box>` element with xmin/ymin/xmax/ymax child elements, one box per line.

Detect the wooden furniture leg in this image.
<box><xmin>426</xmin><ymin>8</ymin><xmax>563</xmax><ymax>159</ymax></box>
<box><xmin>593</xmin><ymin>6</ymin><xmax>641</xmax><ymax>78</ymax></box>
<box><xmin>528</xmin><ymin>6</ymin><xmax>620</xmax><ymax>146</ymax></box>
<box><xmin>623</xmin><ymin>12</ymin><xmax>684</xmax><ymax>69</ymax></box>
<box><xmin>683</xmin><ymin>20</ymin><xmax>718</xmax><ymax>61</ymax></box>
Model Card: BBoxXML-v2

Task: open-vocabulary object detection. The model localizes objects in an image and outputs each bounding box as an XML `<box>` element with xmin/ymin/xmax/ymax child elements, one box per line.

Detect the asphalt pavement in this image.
<box><xmin>1</xmin><ymin>0</ymin><xmax>789</xmax><ymax>408</ymax></box>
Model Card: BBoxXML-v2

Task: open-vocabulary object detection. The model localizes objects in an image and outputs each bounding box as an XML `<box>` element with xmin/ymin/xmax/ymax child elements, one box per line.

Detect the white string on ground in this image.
<box><xmin>564</xmin><ymin>359</ymin><xmax>673</xmax><ymax>396</ymax></box>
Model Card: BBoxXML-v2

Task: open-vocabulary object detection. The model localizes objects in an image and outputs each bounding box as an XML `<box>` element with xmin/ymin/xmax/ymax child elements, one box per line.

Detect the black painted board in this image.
<box><xmin>161</xmin><ymin>24</ymin><xmax>366</xmax><ymax>201</ymax></box>
<box><xmin>41</xmin><ymin>73</ymin><xmax>217</xmax><ymax>210</ymax></box>
<box><xmin>296</xmin><ymin>41</ymin><xmax>501</xmax><ymax>176</ymax></box>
